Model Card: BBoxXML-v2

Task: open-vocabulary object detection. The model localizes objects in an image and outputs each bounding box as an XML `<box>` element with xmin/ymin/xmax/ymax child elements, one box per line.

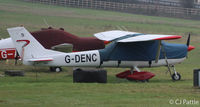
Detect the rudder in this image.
<box><xmin>7</xmin><ymin>27</ymin><xmax>47</xmax><ymax>60</ymax></box>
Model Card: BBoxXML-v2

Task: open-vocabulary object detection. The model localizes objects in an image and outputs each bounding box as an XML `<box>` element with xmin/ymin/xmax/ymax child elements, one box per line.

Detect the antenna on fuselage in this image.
<box><xmin>121</xmin><ymin>26</ymin><xmax>128</xmax><ymax>31</ymax></box>
<box><xmin>43</xmin><ymin>18</ymin><xmax>49</xmax><ymax>27</ymax></box>
<box><xmin>116</xmin><ymin>25</ymin><xmax>123</xmax><ymax>30</ymax></box>
<box><xmin>116</xmin><ymin>25</ymin><xmax>129</xmax><ymax>31</ymax></box>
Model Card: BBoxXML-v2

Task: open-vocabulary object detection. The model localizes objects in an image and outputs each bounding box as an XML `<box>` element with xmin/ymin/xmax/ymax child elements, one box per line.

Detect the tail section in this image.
<box><xmin>7</xmin><ymin>27</ymin><xmax>60</xmax><ymax>61</ymax></box>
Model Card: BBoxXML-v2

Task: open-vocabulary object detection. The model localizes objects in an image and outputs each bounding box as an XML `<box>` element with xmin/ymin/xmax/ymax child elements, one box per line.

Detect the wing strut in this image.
<box><xmin>161</xmin><ymin>46</ymin><xmax>172</xmax><ymax>76</ymax></box>
<box><xmin>155</xmin><ymin>40</ymin><xmax>161</xmax><ymax>63</ymax></box>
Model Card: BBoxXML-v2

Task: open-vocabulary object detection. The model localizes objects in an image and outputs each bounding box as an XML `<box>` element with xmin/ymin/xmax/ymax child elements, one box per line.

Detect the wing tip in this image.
<box><xmin>154</xmin><ymin>35</ymin><xmax>182</xmax><ymax>40</ymax></box>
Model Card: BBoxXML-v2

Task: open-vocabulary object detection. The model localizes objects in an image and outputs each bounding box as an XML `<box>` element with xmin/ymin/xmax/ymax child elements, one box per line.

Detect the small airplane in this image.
<box><xmin>7</xmin><ymin>27</ymin><xmax>195</xmax><ymax>81</ymax></box>
<box><xmin>0</xmin><ymin>27</ymin><xmax>105</xmax><ymax>72</ymax></box>
<box><xmin>0</xmin><ymin>38</ymin><xmax>17</xmax><ymax>60</ymax></box>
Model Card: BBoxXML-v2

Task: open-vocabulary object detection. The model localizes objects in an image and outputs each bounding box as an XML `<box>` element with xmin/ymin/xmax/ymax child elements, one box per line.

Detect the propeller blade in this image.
<box><xmin>155</xmin><ymin>40</ymin><xmax>162</xmax><ymax>63</ymax></box>
<box><xmin>186</xmin><ymin>33</ymin><xmax>190</xmax><ymax>46</ymax></box>
<box><xmin>186</xmin><ymin>33</ymin><xmax>191</xmax><ymax>58</ymax></box>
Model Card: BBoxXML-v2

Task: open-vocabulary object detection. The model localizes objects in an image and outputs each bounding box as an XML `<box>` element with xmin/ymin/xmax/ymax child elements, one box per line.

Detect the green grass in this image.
<box><xmin>1</xmin><ymin>0</ymin><xmax>200</xmax><ymax>106</ymax></box>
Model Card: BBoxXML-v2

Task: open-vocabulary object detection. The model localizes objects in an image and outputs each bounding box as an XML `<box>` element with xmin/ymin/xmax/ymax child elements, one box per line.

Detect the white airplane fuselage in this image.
<box><xmin>24</xmin><ymin>50</ymin><xmax>185</xmax><ymax>68</ymax></box>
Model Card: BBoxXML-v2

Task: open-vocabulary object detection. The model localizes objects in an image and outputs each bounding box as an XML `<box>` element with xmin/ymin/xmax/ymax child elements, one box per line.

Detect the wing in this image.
<box><xmin>94</xmin><ymin>30</ymin><xmax>139</xmax><ymax>41</ymax></box>
<box><xmin>118</xmin><ymin>34</ymin><xmax>181</xmax><ymax>42</ymax></box>
<box><xmin>94</xmin><ymin>30</ymin><xmax>181</xmax><ymax>42</ymax></box>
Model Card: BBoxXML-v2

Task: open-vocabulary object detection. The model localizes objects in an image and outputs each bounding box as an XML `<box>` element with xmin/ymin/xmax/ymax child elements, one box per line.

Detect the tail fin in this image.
<box><xmin>7</xmin><ymin>27</ymin><xmax>53</xmax><ymax>60</ymax></box>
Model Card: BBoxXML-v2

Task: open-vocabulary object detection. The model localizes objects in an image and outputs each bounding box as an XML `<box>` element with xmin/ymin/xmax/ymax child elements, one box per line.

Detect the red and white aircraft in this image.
<box><xmin>7</xmin><ymin>27</ymin><xmax>194</xmax><ymax>81</ymax></box>
<box><xmin>0</xmin><ymin>38</ymin><xmax>17</xmax><ymax>60</ymax></box>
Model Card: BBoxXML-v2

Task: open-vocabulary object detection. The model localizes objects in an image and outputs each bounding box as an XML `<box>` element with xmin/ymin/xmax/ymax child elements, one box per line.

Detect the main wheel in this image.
<box><xmin>50</xmin><ymin>67</ymin><xmax>62</xmax><ymax>72</ymax></box>
<box><xmin>171</xmin><ymin>73</ymin><xmax>181</xmax><ymax>81</ymax></box>
<box><xmin>55</xmin><ymin>67</ymin><xmax>62</xmax><ymax>72</ymax></box>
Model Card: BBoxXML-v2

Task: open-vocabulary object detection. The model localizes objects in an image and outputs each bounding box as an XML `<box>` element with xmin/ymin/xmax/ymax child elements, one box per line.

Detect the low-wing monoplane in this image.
<box><xmin>8</xmin><ymin>27</ymin><xmax>195</xmax><ymax>81</ymax></box>
<box><xmin>0</xmin><ymin>27</ymin><xmax>105</xmax><ymax>72</ymax></box>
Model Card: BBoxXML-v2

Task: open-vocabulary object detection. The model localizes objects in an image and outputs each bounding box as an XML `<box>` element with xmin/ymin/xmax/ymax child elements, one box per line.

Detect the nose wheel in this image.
<box><xmin>166</xmin><ymin>65</ymin><xmax>181</xmax><ymax>81</ymax></box>
<box><xmin>161</xmin><ymin>44</ymin><xmax>182</xmax><ymax>81</ymax></box>
<box><xmin>171</xmin><ymin>73</ymin><xmax>181</xmax><ymax>81</ymax></box>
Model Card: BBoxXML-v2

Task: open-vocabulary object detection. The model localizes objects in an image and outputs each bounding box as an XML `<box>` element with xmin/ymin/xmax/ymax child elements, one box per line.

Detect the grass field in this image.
<box><xmin>0</xmin><ymin>0</ymin><xmax>200</xmax><ymax>106</ymax></box>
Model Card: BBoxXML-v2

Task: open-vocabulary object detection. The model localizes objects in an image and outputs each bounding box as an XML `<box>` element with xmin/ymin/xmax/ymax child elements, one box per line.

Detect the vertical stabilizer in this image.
<box><xmin>7</xmin><ymin>27</ymin><xmax>47</xmax><ymax>60</ymax></box>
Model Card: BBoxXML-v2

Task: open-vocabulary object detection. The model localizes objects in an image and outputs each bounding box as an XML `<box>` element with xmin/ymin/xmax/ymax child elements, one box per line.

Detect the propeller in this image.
<box><xmin>186</xmin><ymin>34</ymin><xmax>195</xmax><ymax>51</ymax></box>
<box><xmin>186</xmin><ymin>33</ymin><xmax>196</xmax><ymax>58</ymax></box>
<box><xmin>186</xmin><ymin>33</ymin><xmax>190</xmax><ymax>47</ymax></box>
<box><xmin>186</xmin><ymin>33</ymin><xmax>195</xmax><ymax>58</ymax></box>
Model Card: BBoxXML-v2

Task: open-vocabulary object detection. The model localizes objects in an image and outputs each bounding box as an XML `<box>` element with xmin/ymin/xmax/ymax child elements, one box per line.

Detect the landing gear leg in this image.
<box><xmin>134</xmin><ymin>66</ymin><xmax>141</xmax><ymax>72</ymax></box>
<box><xmin>171</xmin><ymin>65</ymin><xmax>181</xmax><ymax>81</ymax></box>
<box><xmin>130</xmin><ymin>67</ymin><xmax>134</xmax><ymax>74</ymax></box>
<box><xmin>166</xmin><ymin>65</ymin><xmax>181</xmax><ymax>81</ymax></box>
<box><xmin>130</xmin><ymin>66</ymin><xmax>149</xmax><ymax>82</ymax></box>
<box><xmin>130</xmin><ymin>66</ymin><xmax>140</xmax><ymax>74</ymax></box>
<box><xmin>163</xmin><ymin>48</ymin><xmax>181</xmax><ymax>81</ymax></box>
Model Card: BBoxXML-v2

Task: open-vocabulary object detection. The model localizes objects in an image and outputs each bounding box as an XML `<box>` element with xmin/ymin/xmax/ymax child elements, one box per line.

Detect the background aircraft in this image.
<box><xmin>8</xmin><ymin>27</ymin><xmax>195</xmax><ymax>81</ymax></box>
<box><xmin>0</xmin><ymin>27</ymin><xmax>105</xmax><ymax>72</ymax></box>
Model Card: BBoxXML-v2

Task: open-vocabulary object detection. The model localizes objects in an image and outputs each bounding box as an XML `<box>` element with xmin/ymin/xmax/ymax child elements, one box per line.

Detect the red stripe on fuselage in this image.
<box><xmin>33</xmin><ymin>59</ymin><xmax>53</xmax><ymax>62</ymax></box>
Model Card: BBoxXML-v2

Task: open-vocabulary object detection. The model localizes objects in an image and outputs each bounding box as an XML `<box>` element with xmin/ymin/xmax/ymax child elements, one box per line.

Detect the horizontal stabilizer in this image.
<box><xmin>28</xmin><ymin>58</ymin><xmax>53</xmax><ymax>62</ymax></box>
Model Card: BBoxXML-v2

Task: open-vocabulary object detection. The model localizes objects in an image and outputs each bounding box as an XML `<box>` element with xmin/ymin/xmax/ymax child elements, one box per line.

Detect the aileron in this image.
<box><xmin>94</xmin><ymin>30</ymin><xmax>182</xmax><ymax>43</ymax></box>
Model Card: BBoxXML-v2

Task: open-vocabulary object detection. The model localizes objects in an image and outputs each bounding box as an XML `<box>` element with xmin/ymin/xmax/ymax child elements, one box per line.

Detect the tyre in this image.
<box><xmin>73</xmin><ymin>68</ymin><xmax>107</xmax><ymax>83</ymax></box>
<box><xmin>55</xmin><ymin>67</ymin><xmax>62</xmax><ymax>72</ymax></box>
<box><xmin>171</xmin><ymin>73</ymin><xmax>181</xmax><ymax>81</ymax></box>
<box><xmin>49</xmin><ymin>67</ymin><xmax>62</xmax><ymax>72</ymax></box>
<box><xmin>4</xmin><ymin>70</ymin><xmax>24</xmax><ymax>76</ymax></box>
